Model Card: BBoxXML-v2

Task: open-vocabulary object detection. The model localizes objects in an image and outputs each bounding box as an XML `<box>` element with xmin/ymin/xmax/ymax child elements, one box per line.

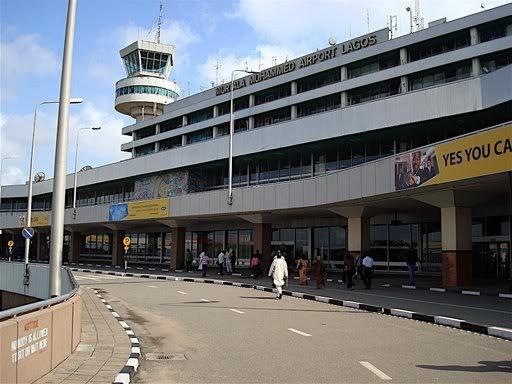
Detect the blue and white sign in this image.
<box><xmin>22</xmin><ymin>227</ymin><xmax>35</xmax><ymax>240</ymax></box>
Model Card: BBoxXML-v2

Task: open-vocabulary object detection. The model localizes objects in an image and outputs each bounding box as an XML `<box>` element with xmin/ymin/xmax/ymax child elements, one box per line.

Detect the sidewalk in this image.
<box><xmin>33</xmin><ymin>288</ymin><xmax>130</xmax><ymax>384</ymax></box>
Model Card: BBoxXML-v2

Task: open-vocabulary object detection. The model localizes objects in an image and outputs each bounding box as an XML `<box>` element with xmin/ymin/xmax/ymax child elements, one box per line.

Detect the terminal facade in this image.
<box><xmin>1</xmin><ymin>5</ymin><xmax>511</xmax><ymax>286</ymax></box>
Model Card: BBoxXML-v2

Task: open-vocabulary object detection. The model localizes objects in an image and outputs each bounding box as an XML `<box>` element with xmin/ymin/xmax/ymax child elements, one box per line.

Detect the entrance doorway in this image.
<box><xmin>473</xmin><ymin>241</ymin><xmax>510</xmax><ymax>279</ymax></box>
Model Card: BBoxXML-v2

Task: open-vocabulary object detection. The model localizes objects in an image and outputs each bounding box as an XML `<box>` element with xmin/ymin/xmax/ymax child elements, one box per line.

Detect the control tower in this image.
<box><xmin>115</xmin><ymin>6</ymin><xmax>180</xmax><ymax>121</ymax></box>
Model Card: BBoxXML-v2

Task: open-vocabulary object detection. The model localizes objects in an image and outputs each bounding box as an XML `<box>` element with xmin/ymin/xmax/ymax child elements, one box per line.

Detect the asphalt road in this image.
<box><xmin>74</xmin><ymin>271</ymin><xmax>512</xmax><ymax>384</ymax></box>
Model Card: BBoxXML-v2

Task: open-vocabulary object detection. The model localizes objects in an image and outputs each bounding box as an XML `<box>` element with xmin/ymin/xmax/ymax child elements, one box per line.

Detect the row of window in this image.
<box><xmin>116</xmin><ymin>85</ymin><xmax>178</xmax><ymax>99</ymax></box>
<box><xmin>140</xmin><ymin>50</ymin><xmax>169</xmax><ymax>73</ymax></box>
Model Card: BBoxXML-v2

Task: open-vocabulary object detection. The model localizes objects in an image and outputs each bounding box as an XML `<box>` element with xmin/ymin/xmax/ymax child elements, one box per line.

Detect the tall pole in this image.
<box><xmin>49</xmin><ymin>0</ymin><xmax>77</xmax><ymax>297</ymax></box>
<box><xmin>227</xmin><ymin>69</ymin><xmax>257</xmax><ymax>205</ymax></box>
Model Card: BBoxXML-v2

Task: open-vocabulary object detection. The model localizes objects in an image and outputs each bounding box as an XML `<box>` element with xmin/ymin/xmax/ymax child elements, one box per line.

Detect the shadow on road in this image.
<box><xmin>158</xmin><ymin>303</ymin><xmax>363</xmax><ymax>314</ymax></box>
<box><xmin>417</xmin><ymin>360</ymin><xmax>512</xmax><ymax>373</ymax></box>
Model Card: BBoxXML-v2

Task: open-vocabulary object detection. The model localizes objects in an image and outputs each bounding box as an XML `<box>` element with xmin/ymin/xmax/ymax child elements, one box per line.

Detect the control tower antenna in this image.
<box><xmin>214</xmin><ymin>60</ymin><xmax>221</xmax><ymax>86</ymax></box>
<box><xmin>414</xmin><ymin>0</ymin><xmax>424</xmax><ymax>31</ymax></box>
<box><xmin>156</xmin><ymin>0</ymin><xmax>163</xmax><ymax>44</ymax></box>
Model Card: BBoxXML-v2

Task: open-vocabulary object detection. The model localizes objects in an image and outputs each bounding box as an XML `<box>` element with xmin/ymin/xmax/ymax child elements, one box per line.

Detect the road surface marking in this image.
<box><xmin>359</xmin><ymin>361</ymin><xmax>392</xmax><ymax>380</ymax></box>
<box><xmin>287</xmin><ymin>328</ymin><xmax>311</xmax><ymax>337</ymax></box>
<box><xmin>177</xmin><ymin>291</ymin><xmax>187</xmax><ymax>295</ymax></box>
<box><xmin>229</xmin><ymin>308</ymin><xmax>245</xmax><ymax>314</ymax></box>
<box><xmin>147</xmin><ymin>285</ymin><xmax>158</xmax><ymax>288</ymax></box>
<box><xmin>200</xmin><ymin>299</ymin><xmax>210</xmax><ymax>302</ymax></box>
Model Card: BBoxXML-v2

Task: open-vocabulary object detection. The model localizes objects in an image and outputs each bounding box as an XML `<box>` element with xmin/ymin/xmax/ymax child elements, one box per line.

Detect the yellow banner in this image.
<box><xmin>109</xmin><ymin>198</ymin><xmax>169</xmax><ymax>221</ymax></box>
<box><xmin>395</xmin><ymin>124</ymin><xmax>512</xmax><ymax>190</ymax></box>
<box><xmin>31</xmin><ymin>212</ymin><xmax>49</xmax><ymax>227</ymax></box>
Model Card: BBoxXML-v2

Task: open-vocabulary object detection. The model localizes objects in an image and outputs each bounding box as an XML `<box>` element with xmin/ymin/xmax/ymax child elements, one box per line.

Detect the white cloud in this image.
<box><xmin>0</xmin><ymin>102</ymin><xmax>131</xmax><ymax>185</ymax></box>
<box><xmin>0</xmin><ymin>34</ymin><xmax>59</xmax><ymax>102</ymax></box>
<box><xmin>234</xmin><ymin>0</ymin><xmax>511</xmax><ymax>45</ymax></box>
<box><xmin>197</xmin><ymin>44</ymin><xmax>305</xmax><ymax>87</ymax></box>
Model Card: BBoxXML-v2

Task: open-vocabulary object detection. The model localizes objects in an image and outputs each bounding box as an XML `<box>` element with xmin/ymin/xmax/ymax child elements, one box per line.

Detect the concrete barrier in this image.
<box><xmin>0</xmin><ymin>263</ymin><xmax>81</xmax><ymax>384</ymax></box>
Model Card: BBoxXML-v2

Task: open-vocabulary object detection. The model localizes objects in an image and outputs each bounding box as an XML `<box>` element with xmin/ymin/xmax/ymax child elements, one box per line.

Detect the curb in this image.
<box><xmin>91</xmin><ymin>289</ymin><xmax>141</xmax><ymax>384</ymax></box>
<box><xmin>74</xmin><ymin>268</ymin><xmax>512</xmax><ymax>342</ymax></box>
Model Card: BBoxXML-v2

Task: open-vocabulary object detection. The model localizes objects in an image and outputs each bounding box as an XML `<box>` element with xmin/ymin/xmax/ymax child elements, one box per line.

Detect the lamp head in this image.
<box><xmin>70</xmin><ymin>98</ymin><xmax>84</xmax><ymax>104</ymax></box>
<box><xmin>406</xmin><ymin>6</ymin><xmax>411</xmax><ymax>11</ymax></box>
<box><xmin>91</xmin><ymin>126</ymin><xmax>102</xmax><ymax>130</ymax></box>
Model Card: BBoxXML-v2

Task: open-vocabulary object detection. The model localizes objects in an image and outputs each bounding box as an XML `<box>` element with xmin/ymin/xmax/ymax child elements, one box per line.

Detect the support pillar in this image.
<box><xmin>253</xmin><ymin>223</ymin><xmax>272</xmax><ymax>269</ymax></box>
<box><xmin>213</xmin><ymin>126</ymin><xmax>219</xmax><ymax>138</ymax></box>
<box><xmin>400</xmin><ymin>76</ymin><xmax>408</xmax><ymax>93</ymax></box>
<box><xmin>112</xmin><ymin>230</ymin><xmax>125</xmax><ymax>267</ymax></box>
<box><xmin>249</xmin><ymin>94</ymin><xmax>255</xmax><ymax>108</ymax></box>
<box><xmin>399</xmin><ymin>47</ymin><xmax>408</xmax><ymax>65</ymax></box>
<box><xmin>347</xmin><ymin>217</ymin><xmax>370</xmax><ymax>254</ymax></box>
<box><xmin>291</xmin><ymin>81</ymin><xmax>297</xmax><ymax>95</ymax></box>
<box><xmin>441</xmin><ymin>206</ymin><xmax>472</xmax><ymax>287</ymax></box>
<box><xmin>340</xmin><ymin>66</ymin><xmax>347</xmax><ymax>81</ymax></box>
<box><xmin>213</xmin><ymin>105</ymin><xmax>219</xmax><ymax>118</ymax></box>
<box><xmin>182</xmin><ymin>115</ymin><xmax>188</xmax><ymax>127</ymax></box>
<box><xmin>170</xmin><ymin>227</ymin><xmax>185</xmax><ymax>270</ymax></box>
<box><xmin>248</xmin><ymin>116</ymin><xmax>255</xmax><ymax>129</ymax></box>
<box><xmin>340</xmin><ymin>92</ymin><xmax>348</xmax><ymax>108</ymax></box>
<box><xmin>68</xmin><ymin>231</ymin><xmax>81</xmax><ymax>263</ymax></box>
<box><xmin>291</xmin><ymin>105</ymin><xmax>297</xmax><ymax>119</ymax></box>
<box><xmin>36</xmin><ymin>233</ymin><xmax>42</xmax><ymax>261</ymax></box>
<box><xmin>181</xmin><ymin>134</ymin><xmax>187</xmax><ymax>146</ymax></box>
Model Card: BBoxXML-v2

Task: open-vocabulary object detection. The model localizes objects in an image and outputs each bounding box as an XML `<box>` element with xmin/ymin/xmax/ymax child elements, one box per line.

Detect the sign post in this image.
<box><xmin>21</xmin><ymin>228</ymin><xmax>35</xmax><ymax>286</ymax></box>
<box><xmin>123</xmin><ymin>236</ymin><xmax>131</xmax><ymax>273</ymax></box>
<box><xmin>7</xmin><ymin>240</ymin><xmax>14</xmax><ymax>262</ymax></box>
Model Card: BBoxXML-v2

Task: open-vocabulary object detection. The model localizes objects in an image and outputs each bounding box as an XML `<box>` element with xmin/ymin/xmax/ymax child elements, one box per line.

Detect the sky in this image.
<box><xmin>0</xmin><ymin>0</ymin><xmax>510</xmax><ymax>186</ymax></box>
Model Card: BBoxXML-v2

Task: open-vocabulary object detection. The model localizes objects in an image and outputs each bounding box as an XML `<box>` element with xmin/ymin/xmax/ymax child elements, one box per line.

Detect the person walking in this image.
<box><xmin>354</xmin><ymin>252</ymin><xmax>363</xmax><ymax>280</ymax></box>
<box><xmin>251</xmin><ymin>250</ymin><xmax>261</xmax><ymax>278</ymax></box>
<box><xmin>185</xmin><ymin>249</ymin><xmax>193</xmax><ymax>272</ymax></box>
<box><xmin>344</xmin><ymin>251</ymin><xmax>355</xmax><ymax>289</ymax></box>
<box><xmin>362</xmin><ymin>253</ymin><xmax>374</xmax><ymax>289</ymax></box>
<box><xmin>225</xmin><ymin>248</ymin><xmax>233</xmax><ymax>274</ymax></box>
<box><xmin>217</xmin><ymin>249</ymin><xmax>225</xmax><ymax>275</ymax></box>
<box><xmin>200</xmin><ymin>250</ymin><xmax>209</xmax><ymax>277</ymax></box>
<box><xmin>312</xmin><ymin>256</ymin><xmax>326</xmax><ymax>289</ymax></box>
<box><xmin>268</xmin><ymin>252</ymin><xmax>288</xmax><ymax>299</ymax></box>
<box><xmin>297</xmin><ymin>256</ymin><xmax>309</xmax><ymax>285</ymax></box>
<box><xmin>406</xmin><ymin>247</ymin><xmax>417</xmax><ymax>286</ymax></box>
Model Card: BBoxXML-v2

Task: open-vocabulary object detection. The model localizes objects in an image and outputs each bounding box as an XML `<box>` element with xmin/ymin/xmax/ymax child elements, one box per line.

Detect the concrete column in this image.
<box><xmin>441</xmin><ymin>207</ymin><xmax>473</xmax><ymax>287</ymax></box>
<box><xmin>340</xmin><ymin>66</ymin><xmax>348</xmax><ymax>81</ymax></box>
<box><xmin>213</xmin><ymin>126</ymin><xmax>219</xmax><ymax>138</ymax></box>
<box><xmin>36</xmin><ymin>233</ymin><xmax>42</xmax><ymax>261</ymax></box>
<box><xmin>182</xmin><ymin>134</ymin><xmax>187</xmax><ymax>146</ymax></box>
<box><xmin>249</xmin><ymin>94</ymin><xmax>255</xmax><ymax>108</ymax></box>
<box><xmin>182</xmin><ymin>115</ymin><xmax>188</xmax><ymax>127</ymax></box>
<box><xmin>253</xmin><ymin>223</ymin><xmax>272</xmax><ymax>270</ymax></box>
<box><xmin>291</xmin><ymin>81</ymin><xmax>297</xmax><ymax>95</ymax></box>
<box><xmin>248</xmin><ymin>117</ymin><xmax>255</xmax><ymax>129</ymax></box>
<box><xmin>112</xmin><ymin>230</ymin><xmax>126</xmax><ymax>267</ymax></box>
<box><xmin>68</xmin><ymin>232</ymin><xmax>81</xmax><ymax>263</ymax></box>
<box><xmin>347</xmin><ymin>217</ymin><xmax>370</xmax><ymax>254</ymax></box>
<box><xmin>400</xmin><ymin>76</ymin><xmax>409</xmax><ymax>93</ymax></box>
<box><xmin>155</xmin><ymin>142</ymin><xmax>160</xmax><ymax>152</ymax></box>
<box><xmin>170</xmin><ymin>227</ymin><xmax>186</xmax><ymax>270</ymax></box>
<box><xmin>155</xmin><ymin>123</ymin><xmax>161</xmax><ymax>134</ymax></box>
<box><xmin>399</xmin><ymin>47</ymin><xmax>408</xmax><ymax>65</ymax></box>
<box><xmin>291</xmin><ymin>105</ymin><xmax>297</xmax><ymax>119</ymax></box>
<box><xmin>213</xmin><ymin>105</ymin><xmax>219</xmax><ymax>118</ymax></box>
<box><xmin>470</xmin><ymin>27</ymin><xmax>479</xmax><ymax>45</ymax></box>
<box><xmin>472</xmin><ymin>57</ymin><xmax>481</xmax><ymax>77</ymax></box>
<box><xmin>340</xmin><ymin>92</ymin><xmax>348</xmax><ymax>108</ymax></box>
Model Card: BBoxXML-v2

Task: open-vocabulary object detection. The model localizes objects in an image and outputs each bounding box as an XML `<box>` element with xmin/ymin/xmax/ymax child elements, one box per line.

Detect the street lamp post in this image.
<box><xmin>73</xmin><ymin>126</ymin><xmax>101</xmax><ymax>219</ymax></box>
<box><xmin>49</xmin><ymin>0</ymin><xmax>78</xmax><ymax>297</ymax></box>
<box><xmin>23</xmin><ymin>97</ymin><xmax>83</xmax><ymax>285</ymax></box>
<box><xmin>228</xmin><ymin>69</ymin><xmax>258</xmax><ymax>205</ymax></box>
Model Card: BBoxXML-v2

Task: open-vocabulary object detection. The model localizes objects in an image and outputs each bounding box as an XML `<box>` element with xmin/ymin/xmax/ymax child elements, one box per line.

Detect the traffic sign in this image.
<box><xmin>22</xmin><ymin>227</ymin><xmax>35</xmax><ymax>240</ymax></box>
<box><xmin>7</xmin><ymin>240</ymin><xmax>14</xmax><ymax>247</ymax></box>
<box><xmin>123</xmin><ymin>237</ymin><xmax>131</xmax><ymax>247</ymax></box>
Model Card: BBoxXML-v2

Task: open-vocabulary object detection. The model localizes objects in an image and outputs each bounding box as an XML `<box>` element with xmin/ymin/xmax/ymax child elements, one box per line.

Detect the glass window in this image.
<box><xmin>352</xmin><ymin>145</ymin><xmax>365</xmax><ymax>165</ymax></box>
<box><xmin>313</xmin><ymin>227</ymin><xmax>329</xmax><ymax>263</ymax></box>
<box><xmin>290</xmin><ymin>154</ymin><xmax>301</xmax><ymax>178</ymax></box>
<box><xmin>329</xmin><ymin>226</ymin><xmax>346</xmax><ymax>262</ymax></box>
<box><xmin>326</xmin><ymin>150</ymin><xmax>338</xmax><ymax>171</ymax></box>
<box><xmin>268</xmin><ymin>159</ymin><xmax>279</xmax><ymax>180</ymax></box>
<box><xmin>280</xmin><ymin>228</ymin><xmax>295</xmax><ymax>243</ymax></box>
<box><xmin>238</xmin><ymin>230</ymin><xmax>253</xmax><ymax>263</ymax></box>
<box><xmin>279</xmin><ymin>157</ymin><xmax>290</xmax><ymax>180</ymax></box>
<box><xmin>301</xmin><ymin>154</ymin><xmax>312</xmax><ymax>177</ymax></box>
<box><xmin>295</xmin><ymin>228</ymin><xmax>310</xmax><ymax>261</ymax></box>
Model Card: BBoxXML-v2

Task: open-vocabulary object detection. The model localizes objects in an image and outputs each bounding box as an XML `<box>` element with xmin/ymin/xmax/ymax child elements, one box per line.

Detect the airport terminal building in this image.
<box><xmin>1</xmin><ymin>5</ymin><xmax>511</xmax><ymax>286</ymax></box>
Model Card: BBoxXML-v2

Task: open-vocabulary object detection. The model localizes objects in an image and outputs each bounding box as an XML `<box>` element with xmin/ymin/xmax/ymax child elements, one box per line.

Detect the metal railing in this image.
<box><xmin>0</xmin><ymin>264</ymin><xmax>79</xmax><ymax>320</ymax></box>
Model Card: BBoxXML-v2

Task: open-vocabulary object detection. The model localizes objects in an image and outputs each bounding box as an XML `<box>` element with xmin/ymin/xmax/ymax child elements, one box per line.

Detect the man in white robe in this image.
<box><xmin>268</xmin><ymin>252</ymin><xmax>288</xmax><ymax>299</ymax></box>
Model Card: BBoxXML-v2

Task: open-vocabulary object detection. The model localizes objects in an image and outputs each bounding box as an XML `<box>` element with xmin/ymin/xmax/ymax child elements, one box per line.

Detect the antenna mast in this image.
<box><xmin>414</xmin><ymin>0</ymin><xmax>424</xmax><ymax>31</ymax></box>
<box><xmin>156</xmin><ymin>0</ymin><xmax>163</xmax><ymax>43</ymax></box>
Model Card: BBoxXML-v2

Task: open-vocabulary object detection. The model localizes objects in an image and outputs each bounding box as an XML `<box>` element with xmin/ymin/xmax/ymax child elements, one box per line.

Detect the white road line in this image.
<box><xmin>75</xmin><ymin>275</ymin><xmax>99</xmax><ymax>281</ymax></box>
<box><xmin>200</xmin><ymin>299</ymin><xmax>210</xmax><ymax>302</ymax></box>
<box><xmin>229</xmin><ymin>308</ymin><xmax>245</xmax><ymax>314</ymax></box>
<box><xmin>177</xmin><ymin>291</ymin><xmax>187</xmax><ymax>295</ymax></box>
<box><xmin>359</xmin><ymin>361</ymin><xmax>392</xmax><ymax>381</ymax></box>
<box><xmin>287</xmin><ymin>328</ymin><xmax>312</xmax><ymax>337</ymax></box>
<box><xmin>147</xmin><ymin>285</ymin><xmax>158</xmax><ymax>288</ymax></box>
